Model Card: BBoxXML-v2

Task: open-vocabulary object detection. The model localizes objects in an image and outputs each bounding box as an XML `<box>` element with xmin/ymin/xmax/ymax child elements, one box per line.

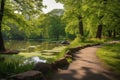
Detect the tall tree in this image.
<box><xmin>0</xmin><ymin>0</ymin><xmax>43</xmax><ymax>52</ymax></box>
<box><xmin>56</xmin><ymin>0</ymin><xmax>120</xmax><ymax>39</ymax></box>
<box><xmin>55</xmin><ymin>0</ymin><xmax>85</xmax><ymax>37</ymax></box>
<box><xmin>38</xmin><ymin>9</ymin><xmax>66</xmax><ymax>40</ymax></box>
<box><xmin>0</xmin><ymin>0</ymin><xmax>6</xmax><ymax>51</ymax></box>
<box><xmin>96</xmin><ymin>0</ymin><xmax>107</xmax><ymax>38</ymax></box>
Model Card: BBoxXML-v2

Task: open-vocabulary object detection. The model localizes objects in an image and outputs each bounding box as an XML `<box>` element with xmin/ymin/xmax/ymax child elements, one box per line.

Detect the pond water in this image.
<box><xmin>24</xmin><ymin>56</ymin><xmax>47</xmax><ymax>63</ymax></box>
<box><xmin>4</xmin><ymin>40</ymin><xmax>60</xmax><ymax>52</ymax></box>
<box><xmin>0</xmin><ymin>40</ymin><xmax>61</xmax><ymax>76</ymax></box>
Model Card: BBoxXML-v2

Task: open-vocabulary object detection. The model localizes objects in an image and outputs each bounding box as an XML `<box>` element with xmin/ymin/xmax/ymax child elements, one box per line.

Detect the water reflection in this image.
<box><xmin>24</xmin><ymin>57</ymin><xmax>46</xmax><ymax>64</ymax></box>
<box><xmin>31</xmin><ymin>57</ymin><xmax>46</xmax><ymax>63</ymax></box>
<box><xmin>4</xmin><ymin>40</ymin><xmax>60</xmax><ymax>52</ymax></box>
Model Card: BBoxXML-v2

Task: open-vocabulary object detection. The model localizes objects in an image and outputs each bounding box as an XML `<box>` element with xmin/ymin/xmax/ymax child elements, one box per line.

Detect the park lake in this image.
<box><xmin>3</xmin><ymin>40</ymin><xmax>67</xmax><ymax>63</ymax></box>
<box><xmin>3</xmin><ymin>40</ymin><xmax>64</xmax><ymax>63</ymax></box>
<box><xmin>5</xmin><ymin>40</ymin><xmax>61</xmax><ymax>52</ymax></box>
<box><xmin>0</xmin><ymin>40</ymin><xmax>67</xmax><ymax>76</ymax></box>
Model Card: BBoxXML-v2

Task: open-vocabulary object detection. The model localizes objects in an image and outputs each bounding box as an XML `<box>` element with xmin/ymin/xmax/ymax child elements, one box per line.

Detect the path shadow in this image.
<box><xmin>52</xmin><ymin>45</ymin><xmax>119</xmax><ymax>80</ymax></box>
<box><xmin>52</xmin><ymin>67</ymin><xmax>113</xmax><ymax>80</ymax></box>
<box><xmin>58</xmin><ymin>64</ymin><xmax>70</xmax><ymax>70</ymax></box>
<box><xmin>73</xmin><ymin>55</ymin><xmax>99</xmax><ymax>65</ymax></box>
<box><xmin>52</xmin><ymin>69</ymin><xmax>80</xmax><ymax>80</ymax></box>
<box><xmin>79</xmin><ymin>58</ymin><xmax>99</xmax><ymax>65</ymax></box>
<box><xmin>73</xmin><ymin>54</ymin><xmax>99</xmax><ymax>65</ymax></box>
<box><xmin>80</xmin><ymin>67</ymin><xmax>112</xmax><ymax>80</ymax></box>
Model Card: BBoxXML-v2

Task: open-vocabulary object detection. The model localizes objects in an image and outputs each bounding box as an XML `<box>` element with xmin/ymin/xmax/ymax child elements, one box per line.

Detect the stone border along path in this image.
<box><xmin>52</xmin><ymin>45</ymin><xmax>120</xmax><ymax>80</ymax></box>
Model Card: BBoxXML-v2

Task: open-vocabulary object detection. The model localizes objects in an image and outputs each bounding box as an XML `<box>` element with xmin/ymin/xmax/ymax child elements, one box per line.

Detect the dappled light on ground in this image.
<box><xmin>52</xmin><ymin>46</ymin><xmax>116</xmax><ymax>80</ymax></box>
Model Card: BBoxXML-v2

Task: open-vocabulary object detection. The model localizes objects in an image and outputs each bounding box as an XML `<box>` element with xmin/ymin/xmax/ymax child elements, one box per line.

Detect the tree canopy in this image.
<box><xmin>55</xmin><ymin>0</ymin><xmax>120</xmax><ymax>39</ymax></box>
<box><xmin>0</xmin><ymin>0</ymin><xmax>120</xmax><ymax>51</ymax></box>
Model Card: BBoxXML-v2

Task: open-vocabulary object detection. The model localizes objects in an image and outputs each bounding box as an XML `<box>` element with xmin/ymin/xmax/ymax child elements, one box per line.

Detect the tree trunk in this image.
<box><xmin>78</xmin><ymin>16</ymin><xmax>84</xmax><ymax>36</ymax></box>
<box><xmin>113</xmin><ymin>29</ymin><xmax>116</xmax><ymax>38</ymax></box>
<box><xmin>95</xmin><ymin>0</ymin><xmax>107</xmax><ymax>39</ymax></box>
<box><xmin>108</xmin><ymin>30</ymin><xmax>112</xmax><ymax>37</ymax></box>
<box><xmin>0</xmin><ymin>0</ymin><xmax>6</xmax><ymax>52</ymax></box>
<box><xmin>96</xmin><ymin>24</ymin><xmax>102</xmax><ymax>39</ymax></box>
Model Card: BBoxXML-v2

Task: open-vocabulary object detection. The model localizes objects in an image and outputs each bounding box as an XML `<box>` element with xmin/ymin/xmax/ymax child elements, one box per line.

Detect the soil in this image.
<box><xmin>0</xmin><ymin>50</ymin><xmax>19</xmax><ymax>54</ymax></box>
<box><xmin>52</xmin><ymin>46</ymin><xmax>119</xmax><ymax>80</ymax></box>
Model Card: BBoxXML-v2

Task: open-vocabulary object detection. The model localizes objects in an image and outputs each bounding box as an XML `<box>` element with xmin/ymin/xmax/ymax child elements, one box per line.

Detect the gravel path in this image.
<box><xmin>52</xmin><ymin>46</ymin><xmax>117</xmax><ymax>80</ymax></box>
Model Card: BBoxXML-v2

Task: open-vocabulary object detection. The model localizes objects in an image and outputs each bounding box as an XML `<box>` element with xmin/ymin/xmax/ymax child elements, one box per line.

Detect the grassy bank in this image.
<box><xmin>0</xmin><ymin>38</ymin><xmax>106</xmax><ymax>78</ymax></box>
<box><xmin>69</xmin><ymin>37</ymin><xmax>104</xmax><ymax>48</ymax></box>
<box><xmin>97</xmin><ymin>42</ymin><xmax>120</xmax><ymax>75</ymax></box>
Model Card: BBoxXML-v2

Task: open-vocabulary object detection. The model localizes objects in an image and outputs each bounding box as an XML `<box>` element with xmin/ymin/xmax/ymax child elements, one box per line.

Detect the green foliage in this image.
<box><xmin>36</xmin><ymin>9</ymin><xmax>66</xmax><ymax>40</ymax></box>
<box><xmin>0</xmin><ymin>55</ymin><xmax>34</xmax><ymax>76</ymax></box>
<box><xmin>56</xmin><ymin>0</ymin><xmax>120</xmax><ymax>39</ymax></box>
<box><xmin>11</xmin><ymin>0</ymin><xmax>44</xmax><ymax>16</ymax></box>
<box><xmin>80</xmin><ymin>30</ymin><xmax>90</xmax><ymax>42</ymax></box>
<box><xmin>97</xmin><ymin>43</ymin><xmax>120</xmax><ymax>74</ymax></box>
<box><xmin>2</xmin><ymin>0</ymin><xmax>120</xmax><ymax>41</ymax></box>
<box><xmin>88</xmin><ymin>38</ymin><xmax>105</xmax><ymax>43</ymax></box>
<box><xmin>65</xmin><ymin>19</ymin><xmax>79</xmax><ymax>35</ymax></box>
<box><xmin>56</xmin><ymin>47</ymin><xmax>69</xmax><ymax>59</ymax></box>
<box><xmin>70</xmin><ymin>36</ymin><xmax>82</xmax><ymax>47</ymax></box>
<box><xmin>1</xmin><ymin>0</ymin><xmax>44</xmax><ymax>40</ymax></box>
<box><xmin>1</xmin><ymin>0</ymin><xmax>120</xmax><ymax>41</ymax></box>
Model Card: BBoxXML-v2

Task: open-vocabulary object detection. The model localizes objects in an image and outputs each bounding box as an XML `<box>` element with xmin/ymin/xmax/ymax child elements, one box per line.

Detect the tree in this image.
<box><xmin>37</xmin><ymin>9</ymin><xmax>66</xmax><ymax>40</ymax></box>
<box><xmin>56</xmin><ymin>0</ymin><xmax>120</xmax><ymax>39</ymax></box>
<box><xmin>103</xmin><ymin>0</ymin><xmax>120</xmax><ymax>38</ymax></box>
<box><xmin>0</xmin><ymin>0</ymin><xmax>43</xmax><ymax>52</ymax></box>
<box><xmin>88</xmin><ymin>0</ymin><xmax>120</xmax><ymax>38</ymax></box>
<box><xmin>95</xmin><ymin>0</ymin><xmax>107</xmax><ymax>38</ymax></box>
<box><xmin>0</xmin><ymin>0</ymin><xmax>6</xmax><ymax>51</ymax></box>
<box><xmin>47</xmin><ymin>9</ymin><xmax>65</xmax><ymax>40</ymax></box>
<box><xmin>55</xmin><ymin>0</ymin><xmax>93</xmax><ymax>39</ymax></box>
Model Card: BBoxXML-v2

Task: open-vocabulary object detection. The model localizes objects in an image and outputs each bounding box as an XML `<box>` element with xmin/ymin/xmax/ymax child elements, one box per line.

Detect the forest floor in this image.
<box><xmin>52</xmin><ymin>45</ymin><xmax>119</xmax><ymax>80</ymax></box>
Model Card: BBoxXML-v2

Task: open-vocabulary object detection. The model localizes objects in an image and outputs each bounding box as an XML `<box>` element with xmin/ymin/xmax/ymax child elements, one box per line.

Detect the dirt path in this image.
<box><xmin>52</xmin><ymin>46</ymin><xmax>116</xmax><ymax>80</ymax></box>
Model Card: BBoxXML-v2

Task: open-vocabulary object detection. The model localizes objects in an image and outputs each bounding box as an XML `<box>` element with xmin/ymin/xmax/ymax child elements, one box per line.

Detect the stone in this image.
<box><xmin>33</xmin><ymin>62</ymin><xmax>53</xmax><ymax>74</ymax></box>
<box><xmin>0</xmin><ymin>50</ymin><xmax>19</xmax><ymax>54</ymax></box>
<box><xmin>9</xmin><ymin>70</ymin><xmax>46</xmax><ymax>80</ymax></box>
<box><xmin>53</xmin><ymin>57</ymin><xmax>69</xmax><ymax>69</ymax></box>
<box><xmin>65</xmin><ymin>50</ymin><xmax>73</xmax><ymax>56</ymax></box>
<box><xmin>65</xmin><ymin>54</ymin><xmax>72</xmax><ymax>59</ymax></box>
<box><xmin>61</xmin><ymin>40</ymin><xmax>70</xmax><ymax>45</ymax></box>
<box><xmin>83</xmin><ymin>44</ymin><xmax>92</xmax><ymax>48</ymax></box>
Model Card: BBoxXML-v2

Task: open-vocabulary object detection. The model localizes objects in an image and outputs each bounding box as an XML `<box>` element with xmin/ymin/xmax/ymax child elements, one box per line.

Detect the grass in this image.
<box><xmin>0</xmin><ymin>54</ymin><xmax>34</xmax><ymax>77</ymax></box>
<box><xmin>19</xmin><ymin>52</ymin><xmax>41</xmax><ymax>58</ymax></box>
<box><xmin>0</xmin><ymin>45</ymin><xmax>68</xmax><ymax>78</ymax></box>
<box><xmin>69</xmin><ymin>37</ymin><xmax>104</xmax><ymax>48</ymax></box>
<box><xmin>96</xmin><ymin>42</ymin><xmax>120</xmax><ymax>75</ymax></box>
<box><xmin>0</xmin><ymin>38</ymin><xmax>107</xmax><ymax>78</ymax></box>
<box><xmin>0</xmin><ymin>45</ymin><xmax>66</xmax><ymax>76</ymax></box>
